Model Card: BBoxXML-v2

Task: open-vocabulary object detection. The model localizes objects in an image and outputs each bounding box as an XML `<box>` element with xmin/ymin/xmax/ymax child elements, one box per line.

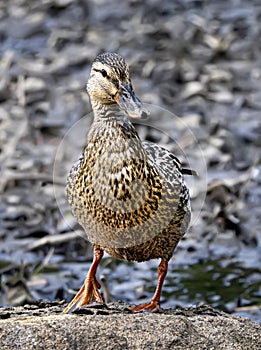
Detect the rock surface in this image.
<box><xmin>0</xmin><ymin>302</ymin><xmax>260</xmax><ymax>350</ymax></box>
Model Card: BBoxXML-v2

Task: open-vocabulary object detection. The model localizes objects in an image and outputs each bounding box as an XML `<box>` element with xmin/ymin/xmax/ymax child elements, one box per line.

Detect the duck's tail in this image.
<box><xmin>181</xmin><ymin>168</ymin><xmax>199</xmax><ymax>176</ymax></box>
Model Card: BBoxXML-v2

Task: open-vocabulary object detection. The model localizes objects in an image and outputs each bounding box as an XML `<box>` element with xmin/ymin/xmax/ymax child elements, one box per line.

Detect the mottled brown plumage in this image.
<box><xmin>64</xmin><ymin>53</ymin><xmax>192</xmax><ymax>313</ymax></box>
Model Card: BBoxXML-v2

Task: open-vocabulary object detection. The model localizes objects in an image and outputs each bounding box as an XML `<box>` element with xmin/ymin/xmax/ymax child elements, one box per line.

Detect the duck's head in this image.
<box><xmin>87</xmin><ymin>52</ymin><xmax>149</xmax><ymax>119</ymax></box>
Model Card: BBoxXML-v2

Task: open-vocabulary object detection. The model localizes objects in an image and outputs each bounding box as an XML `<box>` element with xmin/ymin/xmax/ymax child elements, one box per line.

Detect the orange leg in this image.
<box><xmin>131</xmin><ymin>260</ymin><xmax>168</xmax><ymax>312</ymax></box>
<box><xmin>63</xmin><ymin>245</ymin><xmax>104</xmax><ymax>313</ymax></box>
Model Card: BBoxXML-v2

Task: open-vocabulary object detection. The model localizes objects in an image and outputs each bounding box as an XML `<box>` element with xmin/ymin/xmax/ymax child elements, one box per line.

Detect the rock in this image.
<box><xmin>0</xmin><ymin>302</ymin><xmax>260</xmax><ymax>350</ymax></box>
<box><xmin>181</xmin><ymin>81</ymin><xmax>205</xmax><ymax>99</ymax></box>
<box><xmin>24</xmin><ymin>77</ymin><xmax>47</xmax><ymax>93</ymax></box>
<box><xmin>207</xmin><ymin>90</ymin><xmax>234</xmax><ymax>103</ymax></box>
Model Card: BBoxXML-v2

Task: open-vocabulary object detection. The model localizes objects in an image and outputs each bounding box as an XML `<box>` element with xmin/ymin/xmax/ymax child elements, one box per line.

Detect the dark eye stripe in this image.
<box><xmin>93</xmin><ymin>68</ymin><xmax>107</xmax><ymax>77</ymax></box>
<box><xmin>93</xmin><ymin>68</ymin><xmax>119</xmax><ymax>88</ymax></box>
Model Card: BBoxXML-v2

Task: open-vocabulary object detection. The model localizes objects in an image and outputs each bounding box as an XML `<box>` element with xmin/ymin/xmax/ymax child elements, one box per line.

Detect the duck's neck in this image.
<box><xmin>91</xmin><ymin>100</ymin><xmax>128</xmax><ymax>122</ymax></box>
<box><xmin>87</xmin><ymin>100</ymin><xmax>144</xmax><ymax>159</ymax></box>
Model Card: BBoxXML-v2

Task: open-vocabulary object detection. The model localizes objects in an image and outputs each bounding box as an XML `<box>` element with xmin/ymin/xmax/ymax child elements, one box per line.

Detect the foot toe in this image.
<box><xmin>130</xmin><ymin>300</ymin><xmax>160</xmax><ymax>312</ymax></box>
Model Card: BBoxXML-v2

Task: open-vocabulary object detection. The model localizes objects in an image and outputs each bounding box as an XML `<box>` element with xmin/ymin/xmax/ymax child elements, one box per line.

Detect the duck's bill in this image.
<box><xmin>116</xmin><ymin>83</ymin><xmax>150</xmax><ymax>119</ymax></box>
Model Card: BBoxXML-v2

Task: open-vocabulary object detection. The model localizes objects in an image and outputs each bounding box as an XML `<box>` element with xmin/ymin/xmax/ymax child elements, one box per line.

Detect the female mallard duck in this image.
<box><xmin>64</xmin><ymin>52</ymin><xmax>194</xmax><ymax>313</ymax></box>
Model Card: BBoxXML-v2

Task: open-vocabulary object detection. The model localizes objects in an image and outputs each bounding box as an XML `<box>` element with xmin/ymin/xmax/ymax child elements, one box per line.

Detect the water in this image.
<box><xmin>1</xmin><ymin>254</ymin><xmax>260</xmax><ymax>324</ymax></box>
<box><xmin>105</xmin><ymin>258</ymin><xmax>261</xmax><ymax>324</ymax></box>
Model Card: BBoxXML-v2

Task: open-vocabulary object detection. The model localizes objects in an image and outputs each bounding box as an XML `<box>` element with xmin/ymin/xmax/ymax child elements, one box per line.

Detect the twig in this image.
<box><xmin>0</xmin><ymin>171</ymin><xmax>65</xmax><ymax>193</ymax></box>
<box><xmin>26</xmin><ymin>230</ymin><xmax>86</xmax><ymax>251</ymax></box>
<box><xmin>0</xmin><ymin>118</ymin><xmax>28</xmax><ymax>192</ymax></box>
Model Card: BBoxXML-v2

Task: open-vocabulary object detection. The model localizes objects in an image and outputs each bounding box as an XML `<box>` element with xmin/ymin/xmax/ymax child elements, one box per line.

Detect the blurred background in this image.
<box><xmin>0</xmin><ymin>0</ymin><xmax>260</xmax><ymax>323</ymax></box>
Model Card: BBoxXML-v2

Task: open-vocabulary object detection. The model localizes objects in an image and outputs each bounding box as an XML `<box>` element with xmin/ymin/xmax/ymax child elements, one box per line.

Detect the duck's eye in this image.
<box><xmin>101</xmin><ymin>69</ymin><xmax>108</xmax><ymax>78</ymax></box>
